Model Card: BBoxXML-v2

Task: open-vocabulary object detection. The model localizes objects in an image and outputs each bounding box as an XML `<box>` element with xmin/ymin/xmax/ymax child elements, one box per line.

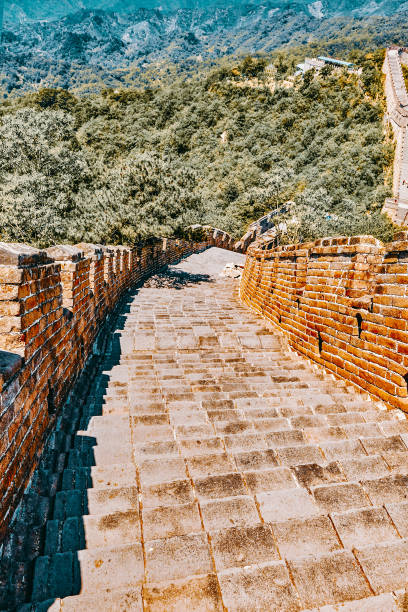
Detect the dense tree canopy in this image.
<box><xmin>0</xmin><ymin>51</ymin><xmax>395</xmax><ymax>247</ymax></box>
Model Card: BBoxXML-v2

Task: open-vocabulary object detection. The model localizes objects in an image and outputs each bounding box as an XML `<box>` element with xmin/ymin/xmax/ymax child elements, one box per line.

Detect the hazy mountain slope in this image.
<box><xmin>1</xmin><ymin>2</ymin><xmax>408</xmax><ymax>95</ymax></box>
<box><xmin>4</xmin><ymin>0</ymin><xmax>408</xmax><ymax>22</ymax></box>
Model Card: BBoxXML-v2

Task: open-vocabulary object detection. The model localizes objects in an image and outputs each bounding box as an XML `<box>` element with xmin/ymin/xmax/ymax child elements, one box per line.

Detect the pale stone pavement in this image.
<box><xmin>24</xmin><ymin>248</ymin><xmax>408</xmax><ymax>611</ymax></box>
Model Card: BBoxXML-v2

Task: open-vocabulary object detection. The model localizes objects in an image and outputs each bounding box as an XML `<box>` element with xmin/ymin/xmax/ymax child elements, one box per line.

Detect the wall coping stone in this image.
<box><xmin>46</xmin><ymin>245</ymin><xmax>84</xmax><ymax>262</ymax></box>
<box><xmin>75</xmin><ymin>243</ymin><xmax>105</xmax><ymax>257</ymax></box>
<box><xmin>0</xmin><ymin>243</ymin><xmax>50</xmax><ymax>267</ymax></box>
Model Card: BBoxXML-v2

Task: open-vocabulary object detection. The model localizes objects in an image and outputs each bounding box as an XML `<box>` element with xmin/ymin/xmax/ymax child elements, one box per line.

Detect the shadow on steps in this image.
<box><xmin>143</xmin><ymin>266</ymin><xmax>213</xmax><ymax>289</ymax></box>
<box><xmin>0</xmin><ymin>291</ymin><xmax>135</xmax><ymax>611</ymax></box>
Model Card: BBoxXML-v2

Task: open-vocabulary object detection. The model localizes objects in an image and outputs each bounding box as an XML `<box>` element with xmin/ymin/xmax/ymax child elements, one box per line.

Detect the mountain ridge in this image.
<box><xmin>4</xmin><ymin>0</ymin><xmax>408</xmax><ymax>24</ymax></box>
<box><xmin>2</xmin><ymin>2</ymin><xmax>408</xmax><ymax>95</ymax></box>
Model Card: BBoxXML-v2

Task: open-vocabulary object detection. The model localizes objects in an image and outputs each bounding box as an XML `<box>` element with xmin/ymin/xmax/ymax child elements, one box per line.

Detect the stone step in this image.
<box><xmin>53</xmin><ymin>486</ymin><xmax>138</xmax><ymax>520</ymax></box>
<box><xmin>8</xmin><ymin>248</ymin><xmax>408</xmax><ymax>610</ymax></box>
<box><xmin>23</xmin><ymin>587</ymin><xmax>144</xmax><ymax>611</ymax></box>
<box><xmin>45</xmin><ymin>510</ymin><xmax>140</xmax><ymax>554</ymax></box>
<box><xmin>30</xmin><ymin>469</ymin><xmax>61</xmax><ymax>498</ymax></box>
<box><xmin>61</xmin><ymin>464</ymin><xmax>136</xmax><ymax>491</ymax></box>
<box><xmin>0</xmin><ymin>558</ymin><xmax>31</xmax><ymax>610</ymax></box>
<box><xmin>31</xmin><ymin>544</ymin><xmax>144</xmax><ymax>603</ymax></box>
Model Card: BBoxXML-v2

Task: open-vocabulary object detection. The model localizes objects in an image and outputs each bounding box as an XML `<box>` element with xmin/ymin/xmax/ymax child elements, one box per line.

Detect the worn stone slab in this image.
<box><xmin>194</xmin><ymin>473</ymin><xmax>246</xmax><ymax>500</ymax></box>
<box><xmin>312</xmin><ymin>483</ymin><xmax>370</xmax><ymax>513</ymax></box>
<box><xmin>288</xmin><ymin>551</ymin><xmax>371</xmax><ymax>608</ymax></box>
<box><xmin>304</xmin><ymin>427</ymin><xmax>348</xmax><ymax>444</ymax></box>
<box><xmin>354</xmin><ymin>540</ymin><xmax>408</xmax><ymax>594</ymax></box>
<box><xmin>224</xmin><ymin>433</ymin><xmax>268</xmax><ymax>452</ymax></box>
<box><xmin>142</xmin><ymin>479</ymin><xmax>195</xmax><ymax>508</ymax></box>
<box><xmin>343</xmin><ymin>423</ymin><xmax>382</xmax><ymax>439</ymax></box>
<box><xmin>77</xmin><ymin>544</ymin><xmax>144</xmax><ymax>594</ymax></box>
<box><xmin>145</xmin><ymin>533</ymin><xmax>213</xmax><ymax>582</ymax></box>
<box><xmin>380</xmin><ymin>420</ymin><xmax>408</xmax><ymax>436</ymax></box>
<box><xmin>175</xmin><ymin>424</ymin><xmax>216</xmax><ymax>439</ymax></box>
<box><xmin>200</xmin><ymin>495</ymin><xmax>259</xmax><ymax>530</ymax></box>
<box><xmin>187</xmin><ymin>453</ymin><xmax>237</xmax><ymax>478</ymax></box>
<box><xmin>139</xmin><ymin>458</ymin><xmax>188</xmax><ymax>485</ymax></box>
<box><xmin>315</xmin><ymin>593</ymin><xmax>399</xmax><ymax>611</ymax></box>
<box><xmin>361</xmin><ymin>475</ymin><xmax>408</xmax><ymax>505</ymax></box>
<box><xmin>180</xmin><ymin>437</ymin><xmax>225</xmax><ymax>456</ymax></box>
<box><xmin>210</xmin><ymin>524</ymin><xmax>279</xmax><ymax>570</ymax></box>
<box><xmin>326</xmin><ymin>413</ymin><xmax>368</xmax><ymax>426</ymax></box>
<box><xmin>271</xmin><ymin>516</ymin><xmax>341</xmax><ymax>558</ymax></box>
<box><xmin>257</xmin><ymin>488</ymin><xmax>320</xmax><ymax>522</ymax></box>
<box><xmin>83</xmin><ymin>510</ymin><xmax>141</xmax><ymax>549</ymax></box>
<box><xmin>382</xmin><ymin>451</ymin><xmax>408</xmax><ymax>474</ymax></box>
<box><xmin>321</xmin><ymin>441</ymin><xmax>366</xmax><ymax>461</ymax></box>
<box><xmin>218</xmin><ymin>562</ymin><xmax>301</xmax><ymax>612</ymax></box>
<box><xmin>331</xmin><ymin>506</ymin><xmax>400</xmax><ymax>549</ymax></box>
<box><xmin>132</xmin><ymin>425</ymin><xmax>174</xmax><ymax>443</ymax></box>
<box><xmin>265</xmin><ymin>430</ymin><xmax>305</xmax><ymax>448</ymax></box>
<box><xmin>244</xmin><ymin>467</ymin><xmax>297</xmax><ymax>493</ymax></box>
<box><xmin>233</xmin><ymin>449</ymin><xmax>278</xmax><ymax>471</ymax></box>
<box><xmin>87</xmin><ymin>486</ymin><xmax>138</xmax><ymax>515</ymax></box>
<box><xmin>384</xmin><ymin>501</ymin><xmax>408</xmax><ymax>537</ymax></box>
<box><xmin>62</xmin><ymin>588</ymin><xmax>143</xmax><ymax>611</ymax></box>
<box><xmin>292</xmin><ymin>462</ymin><xmax>345</xmax><ymax>489</ymax></box>
<box><xmin>361</xmin><ymin>436</ymin><xmax>407</xmax><ymax>455</ymax></box>
<box><xmin>276</xmin><ymin>444</ymin><xmax>324</xmax><ymax>467</ymax></box>
<box><xmin>339</xmin><ymin>455</ymin><xmax>390</xmax><ymax>481</ymax></box>
<box><xmin>143</xmin><ymin>574</ymin><xmax>223</xmax><ymax>612</ymax></box>
<box><xmin>142</xmin><ymin>502</ymin><xmax>202</xmax><ymax>540</ymax></box>
<box><xmin>134</xmin><ymin>440</ymin><xmax>179</xmax><ymax>460</ymax></box>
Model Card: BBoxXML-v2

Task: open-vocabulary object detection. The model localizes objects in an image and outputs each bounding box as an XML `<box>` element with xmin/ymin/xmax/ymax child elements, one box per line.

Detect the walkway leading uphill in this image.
<box><xmin>21</xmin><ymin>248</ymin><xmax>408</xmax><ymax>611</ymax></box>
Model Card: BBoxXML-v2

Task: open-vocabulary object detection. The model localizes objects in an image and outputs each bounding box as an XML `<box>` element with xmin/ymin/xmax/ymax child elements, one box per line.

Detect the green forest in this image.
<box><xmin>0</xmin><ymin>49</ymin><xmax>395</xmax><ymax>247</ymax></box>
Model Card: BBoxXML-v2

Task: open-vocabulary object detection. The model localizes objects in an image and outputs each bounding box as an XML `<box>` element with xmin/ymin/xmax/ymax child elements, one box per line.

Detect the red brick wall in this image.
<box><xmin>0</xmin><ymin>228</ymin><xmax>237</xmax><ymax>540</ymax></box>
<box><xmin>241</xmin><ymin>232</ymin><xmax>408</xmax><ymax>413</ymax></box>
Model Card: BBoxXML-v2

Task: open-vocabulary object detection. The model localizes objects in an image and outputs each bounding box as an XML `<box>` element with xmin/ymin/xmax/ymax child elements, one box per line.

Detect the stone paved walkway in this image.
<box><xmin>26</xmin><ymin>248</ymin><xmax>408</xmax><ymax>611</ymax></box>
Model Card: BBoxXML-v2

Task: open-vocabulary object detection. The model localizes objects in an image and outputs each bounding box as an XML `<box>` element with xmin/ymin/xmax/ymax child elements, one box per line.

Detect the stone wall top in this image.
<box><xmin>46</xmin><ymin>244</ymin><xmax>84</xmax><ymax>262</ymax></box>
<box><xmin>0</xmin><ymin>243</ymin><xmax>50</xmax><ymax>267</ymax></box>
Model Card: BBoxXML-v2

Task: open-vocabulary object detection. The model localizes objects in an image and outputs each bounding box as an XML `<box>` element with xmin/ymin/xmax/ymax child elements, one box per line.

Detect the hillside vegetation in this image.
<box><xmin>0</xmin><ymin>51</ymin><xmax>394</xmax><ymax>247</ymax></box>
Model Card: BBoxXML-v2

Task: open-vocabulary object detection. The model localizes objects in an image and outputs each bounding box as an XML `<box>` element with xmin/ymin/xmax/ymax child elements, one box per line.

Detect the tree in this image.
<box><xmin>0</xmin><ymin>109</ymin><xmax>93</xmax><ymax>246</ymax></box>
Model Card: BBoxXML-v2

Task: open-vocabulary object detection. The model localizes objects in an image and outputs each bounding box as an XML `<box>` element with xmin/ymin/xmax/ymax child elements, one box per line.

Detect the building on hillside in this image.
<box><xmin>317</xmin><ymin>56</ymin><xmax>355</xmax><ymax>69</ymax></box>
<box><xmin>265</xmin><ymin>63</ymin><xmax>276</xmax><ymax>77</ymax></box>
<box><xmin>295</xmin><ymin>57</ymin><xmax>324</xmax><ymax>75</ymax></box>
<box><xmin>295</xmin><ymin>55</ymin><xmax>355</xmax><ymax>76</ymax></box>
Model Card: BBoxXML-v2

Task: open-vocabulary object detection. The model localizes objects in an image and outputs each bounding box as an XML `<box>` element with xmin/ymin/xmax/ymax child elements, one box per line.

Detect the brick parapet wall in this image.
<box><xmin>0</xmin><ymin>227</ymin><xmax>238</xmax><ymax>540</ymax></box>
<box><xmin>240</xmin><ymin>232</ymin><xmax>408</xmax><ymax>413</ymax></box>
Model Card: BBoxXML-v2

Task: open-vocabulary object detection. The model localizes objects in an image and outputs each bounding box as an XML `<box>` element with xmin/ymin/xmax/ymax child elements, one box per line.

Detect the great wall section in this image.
<box><xmin>383</xmin><ymin>47</ymin><xmax>408</xmax><ymax>224</ymax></box>
<box><xmin>4</xmin><ymin>50</ymin><xmax>408</xmax><ymax>610</ymax></box>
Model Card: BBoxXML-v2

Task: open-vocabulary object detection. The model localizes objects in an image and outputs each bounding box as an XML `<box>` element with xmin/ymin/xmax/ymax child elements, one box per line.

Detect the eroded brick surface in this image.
<box><xmin>5</xmin><ymin>248</ymin><xmax>408</xmax><ymax>610</ymax></box>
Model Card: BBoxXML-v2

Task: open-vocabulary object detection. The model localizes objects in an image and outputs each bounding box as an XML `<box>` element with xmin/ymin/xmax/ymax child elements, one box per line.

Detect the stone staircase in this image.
<box><xmin>387</xmin><ymin>50</ymin><xmax>408</xmax><ymax>109</ymax></box>
<box><xmin>383</xmin><ymin>126</ymin><xmax>408</xmax><ymax>224</ymax></box>
<box><xmin>383</xmin><ymin>48</ymin><xmax>408</xmax><ymax>224</ymax></box>
<box><xmin>397</xmin><ymin>129</ymin><xmax>408</xmax><ymax>204</ymax></box>
<box><xmin>3</xmin><ymin>247</ymin><xmax>408</xmax><ymax>610</ymax></box>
